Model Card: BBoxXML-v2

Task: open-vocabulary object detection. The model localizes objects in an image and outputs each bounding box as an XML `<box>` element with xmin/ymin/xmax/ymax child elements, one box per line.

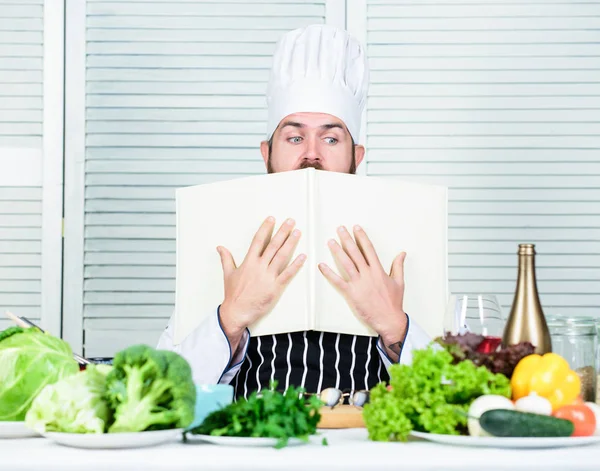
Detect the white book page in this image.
<box><xmin>312</xmin><ymin>171</ymin><xmax>448</xmax><ymax>339</ymax></box>
<box><xmin>174</xmin><ymin>170</ymin><xmax>311</xmax><ymax>344</ymax></box>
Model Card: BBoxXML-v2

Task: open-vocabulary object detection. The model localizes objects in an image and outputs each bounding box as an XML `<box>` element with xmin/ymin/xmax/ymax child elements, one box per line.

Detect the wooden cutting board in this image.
<box><xmin>317</xmin><ymin>405</ymin><xmax>366</xmax><ymax>429</ymax></box>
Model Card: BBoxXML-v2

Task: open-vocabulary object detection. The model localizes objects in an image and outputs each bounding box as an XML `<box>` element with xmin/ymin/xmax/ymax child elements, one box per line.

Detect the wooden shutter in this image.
<box><xmin>64</xmin><ymin>0</ymin><xmax>330</xmax><ymax>356</ymax></box>
<box><xmin>0</xmin><ymin>0</ymin><xmax>63</xmax><ymax>336</ymax></box>
<box><xmin>364</xmin><ymin>0</ymin><xmax>600</xmax><ymax>318</ymax></box>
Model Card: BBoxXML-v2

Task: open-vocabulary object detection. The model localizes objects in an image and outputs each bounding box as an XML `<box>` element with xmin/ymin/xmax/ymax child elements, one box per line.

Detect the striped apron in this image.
<box><xmin>233</xmin><ymin>331</ymin><xmax>390</xmax><ymax>399</ymax></box>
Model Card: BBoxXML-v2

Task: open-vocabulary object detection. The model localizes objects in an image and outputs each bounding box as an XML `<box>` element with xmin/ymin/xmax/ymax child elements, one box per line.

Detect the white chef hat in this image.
<box><xmin>266</xmin><ymin>24</ymin><xmax>369</xmax><ymax>143</ymax></box>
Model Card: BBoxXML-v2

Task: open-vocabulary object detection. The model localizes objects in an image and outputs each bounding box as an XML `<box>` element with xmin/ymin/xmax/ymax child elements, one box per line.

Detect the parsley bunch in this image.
<box><xmin>190</xmin><ymin>382</ymin><xmax>323</xmax><ymax>449</ymax></box>
<box><xmin>363</xmin><ymin>346</ymin><xmax>511</xmax><ymax>442</ymax></box>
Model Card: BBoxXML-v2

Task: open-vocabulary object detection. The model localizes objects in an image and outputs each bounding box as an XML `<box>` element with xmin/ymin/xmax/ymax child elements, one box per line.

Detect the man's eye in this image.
<box><xmin>288</xmin><ymin>136</ymin><xmax>303</xmax><ymax>144</ymax></box>
<box><xmin>324</xmin><ymin>137</ymin><xmax>338</xmax><ymax>144</ymax></box>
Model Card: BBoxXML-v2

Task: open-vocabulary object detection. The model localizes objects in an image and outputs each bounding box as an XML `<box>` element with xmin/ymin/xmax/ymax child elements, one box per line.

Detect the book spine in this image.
<box><xmin>308</xmin><ymin>169</ymin><xmax>316</xmax><ymax>330</ymax></box>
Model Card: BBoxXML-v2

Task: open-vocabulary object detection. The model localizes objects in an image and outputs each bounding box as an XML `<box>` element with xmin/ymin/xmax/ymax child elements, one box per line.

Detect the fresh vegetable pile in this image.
<box><xmin>190</xmin><ymin>382</ymin><xmax>323</xmax><ymax>449</ymax></box>
<box><xmin>25</xmin><ymin>344</ymin><xmax>196</xmax><ymax>434</ymax></box>
<box><xmin>466</xmin><ymin>352</ymin><xmax>600</xmax><ymax>439</ymax></box>
<box><xmin>363</xmin><ymin>332</ymin><xmax>600</xmax><ymax>442</ymax></box>
<box><xmin>363</xmin><ymin>346</ymin><xmax>511</xmax><ymax>441</ymax></box>
<box><xmin>506</xmin><ymin>352</ymin><xmax>599</xmax><ymax>438</ymax></box>
<box><xmin>0</xmin><ymin>327</ymin><xmax>80</xmax><ymax>421</ymax></box>
<box><xmin>0</xmin><ymin>325</ymin><xmax>197</xmax><ymax>436</ymax></box>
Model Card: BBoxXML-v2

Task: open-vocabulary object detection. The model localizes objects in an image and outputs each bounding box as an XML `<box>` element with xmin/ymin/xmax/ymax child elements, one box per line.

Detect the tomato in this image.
<box><xmin>553</xmin><ymin>405</ymin><xmax>597</xmax><ymax>437</ymax></box>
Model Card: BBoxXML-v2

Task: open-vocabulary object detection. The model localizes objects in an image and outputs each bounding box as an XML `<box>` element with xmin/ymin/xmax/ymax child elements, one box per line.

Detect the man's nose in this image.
<box><xmin>303</xmin><ymin>136</ymin><xmax>321</xmax><ymax>161</ymax></box>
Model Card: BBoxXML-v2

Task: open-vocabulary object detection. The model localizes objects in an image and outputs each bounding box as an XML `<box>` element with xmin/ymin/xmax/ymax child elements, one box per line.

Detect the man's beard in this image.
<box><xmin>267</xmin><ymin>141</ymin><xmax>356</xmax><ymax>174</ymax></box>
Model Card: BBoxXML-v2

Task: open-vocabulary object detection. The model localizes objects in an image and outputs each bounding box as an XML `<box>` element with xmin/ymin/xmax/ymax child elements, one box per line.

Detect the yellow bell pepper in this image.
<box><xmin>511</xmin><ymin>353</ymin><xmax>581</xmax><ymax>411</ymax></box>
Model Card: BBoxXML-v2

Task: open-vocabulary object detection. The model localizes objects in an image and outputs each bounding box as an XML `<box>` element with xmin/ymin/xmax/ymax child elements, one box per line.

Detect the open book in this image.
<box><xmin>173</xmin><ymin>168</ymin><xmax>448</xmax><ymax>345</ymax></box>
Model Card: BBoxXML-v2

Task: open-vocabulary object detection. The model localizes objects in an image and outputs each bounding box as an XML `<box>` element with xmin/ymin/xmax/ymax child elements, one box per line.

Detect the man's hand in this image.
<box><xmin>318</xmin><ymin>225</ymin><xmax>408</xmax><ymax>362</ymax></box>
<box><xmin>217</xmin><ymin>216</ymin><xmax>306</xmax><ymax>353</ymax></box>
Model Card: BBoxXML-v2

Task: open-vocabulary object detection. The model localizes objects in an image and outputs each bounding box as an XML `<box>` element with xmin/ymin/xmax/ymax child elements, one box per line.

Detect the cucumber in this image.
<box><xmin>479</xmin><ymin>409</ymin><xmax>574</xmax><ymax>438</ymax></box>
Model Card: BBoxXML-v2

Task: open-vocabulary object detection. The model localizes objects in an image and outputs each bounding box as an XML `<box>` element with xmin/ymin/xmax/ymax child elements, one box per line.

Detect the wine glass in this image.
<box><xmin>444</xmin><ymin>294</ymin><xmax>506</xmax><ymax>338</ymax></box>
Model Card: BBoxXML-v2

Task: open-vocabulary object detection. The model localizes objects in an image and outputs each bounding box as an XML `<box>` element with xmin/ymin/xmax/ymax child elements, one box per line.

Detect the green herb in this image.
<box><xmin>362</xmin><ymin>346</ymin><xmax>511</xmax><ymax>442</ymax></box>
<box><xmin>190</xmin><ymin>381</ymin><xmax>322</xmax><ymax>449</ymax></box>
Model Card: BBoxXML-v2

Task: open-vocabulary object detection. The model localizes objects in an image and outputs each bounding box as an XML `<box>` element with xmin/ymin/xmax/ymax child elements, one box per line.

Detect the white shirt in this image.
<box><xmin>157</xmin><ymin>308</ymin><xmax>431</xmax><ymax>388</ymax></box>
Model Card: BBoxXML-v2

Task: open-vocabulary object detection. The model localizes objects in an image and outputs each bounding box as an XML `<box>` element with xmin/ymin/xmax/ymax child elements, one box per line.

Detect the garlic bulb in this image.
<box><xmin>514</xmin><ymin>393</ymin><xmax>552</xmax><ymax>415</ymax></box>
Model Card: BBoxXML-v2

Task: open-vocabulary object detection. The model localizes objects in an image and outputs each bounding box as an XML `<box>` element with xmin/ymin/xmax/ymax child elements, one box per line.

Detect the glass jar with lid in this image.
<box><xmin>546</xmin><ymin>315</ymin><xmax>597</xmax><ymax>403</ymax></box>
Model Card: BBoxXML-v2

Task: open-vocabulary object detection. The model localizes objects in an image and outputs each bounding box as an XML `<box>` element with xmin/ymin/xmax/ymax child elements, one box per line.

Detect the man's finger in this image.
<box><xmin>338</xmin><ymin>226</ymin><xmax>368</xmax><ymax>272</ymax></box>
<box><xmin>354</xmin><ymin>225</ymin><xmax>383</xmax><ymax>269</ymax></box>
<box><xmin>263</xmin><ymin>218</ymin><xmax>295</xmax><ymax>265</ymax></box>
<box><xmin>328</xmin><ymin>239</ymin><xmax>360</xmax><ymax>280</ymax></box>
<box><xmin>217</xmin><ymin>246</ymin><xmax>236</xmax><ymax>278</ymax></box>
<box><xmin>278</xmin><ymin>253</ymin><xmax>307</xmax><ymax>285</ymax></box>
<box><xmin>390</xmin><ymin>252</ymin><xmax>407</xmax><ymax>283</ymax></box>
<box><xmin>245</xmin><ymin>216</ymin><xmax>276</xmax><ymax>261</ymax></box>
<box><xmin>270</xmin><ymin>227</ymin><xmax>301</xmax><ymax>274</ymax></box>
<box><xmin>318</xmin><ymin>262</ymin><xmax>349</xmax><ymax>293</ymax></box>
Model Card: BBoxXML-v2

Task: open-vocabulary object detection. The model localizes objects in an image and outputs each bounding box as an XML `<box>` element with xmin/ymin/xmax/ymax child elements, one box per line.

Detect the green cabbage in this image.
<box><xmin>25</xmin><ymin>364</ymin><xmax>112</xmax><ymax>434</ymax></box>
<box><xmin>0</xmin><ymin>327</ymin><xmax>80</xmax><ymax>421</ymax></box>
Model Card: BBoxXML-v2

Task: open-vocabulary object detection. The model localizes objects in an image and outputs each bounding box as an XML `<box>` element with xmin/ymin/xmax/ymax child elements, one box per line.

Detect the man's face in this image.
<box><xmin>260</xmin><ymin>112</ymin><xmax>365</xmax><ymax>174</ymax></box>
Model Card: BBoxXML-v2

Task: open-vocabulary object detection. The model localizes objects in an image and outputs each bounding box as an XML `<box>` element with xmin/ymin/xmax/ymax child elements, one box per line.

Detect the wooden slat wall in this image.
<box><xmin>366</xmin><ymin>0</ymin><xmax>600</xmax><ymax>319</ymax></box>
<box><xmin>0</xmin><ymin>1</ymin><xmax>44</xmax><ymax>331</ymax></box>
<box><xmin>83</xmin><ymin>0</ymin><xmax>327</xmax><ymax>356</ymax></box>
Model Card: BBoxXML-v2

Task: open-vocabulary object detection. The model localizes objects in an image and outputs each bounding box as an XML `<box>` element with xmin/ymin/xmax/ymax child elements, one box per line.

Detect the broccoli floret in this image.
<box><xmin>105</xmin><ymin>345</ymin><xmax>196</xmax><ymax>433</ymax></box>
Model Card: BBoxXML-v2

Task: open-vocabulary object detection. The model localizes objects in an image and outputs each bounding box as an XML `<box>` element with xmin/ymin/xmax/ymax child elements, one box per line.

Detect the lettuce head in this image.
<box><xmin>0</xmin><ymin>327</ymin><xmax>80</xmax><ymax>421</ymax></box>
<box><xmin>26</xmin><ymin>364</ymin><xmax>112</xmax><ymax>434</ymax></box>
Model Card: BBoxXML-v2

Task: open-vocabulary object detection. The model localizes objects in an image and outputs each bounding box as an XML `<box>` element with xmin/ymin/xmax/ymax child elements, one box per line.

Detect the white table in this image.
<box><xmin>2</xmin><ymin>429</ymin><xmax>600</xmax><ymax>471</ymax></box>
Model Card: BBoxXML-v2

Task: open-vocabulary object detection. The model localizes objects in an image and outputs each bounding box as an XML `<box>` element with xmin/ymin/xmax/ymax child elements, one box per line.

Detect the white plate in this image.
<box><xmin>0</xmin><ymin>421</ymin><xmax>40</xmax><ymax>439</ymax></box>
<box><xmin>187</xmin><ymin>433</ymin><xmax>319</xmax><ymax>447</ymax></box>
<box><xmin>42</xmin><ymin>429</ymin><xmax>184</xmax><ymax>449</ymax></box>
<box><xmin>410</xmin><ymin>431</ymin><xmax>600</xmax><ymax>449</ymax></box>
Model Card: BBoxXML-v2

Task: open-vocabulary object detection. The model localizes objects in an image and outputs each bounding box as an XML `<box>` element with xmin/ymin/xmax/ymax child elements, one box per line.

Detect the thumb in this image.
<box><xmin>390</xmin><ymin>252</ymin><xmax>406</xmax><ymax>283</ymax></box>
<box><xmin>217</xmin><ymin>246</ymin><xmax>236</xmax><ymax>278</ymax></box>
